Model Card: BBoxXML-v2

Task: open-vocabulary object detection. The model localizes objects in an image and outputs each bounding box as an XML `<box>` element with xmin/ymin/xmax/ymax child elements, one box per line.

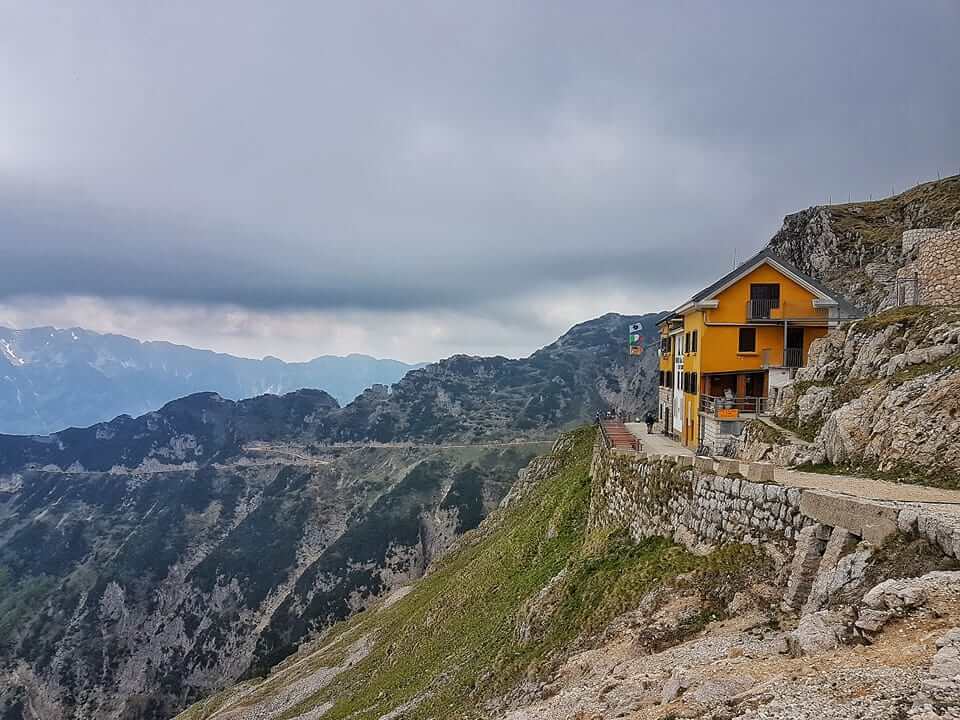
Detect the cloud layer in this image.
<box><xmin>1</xmin><ymin>2</ymin><xmax>958</xmax><ymax>359</ymax></box>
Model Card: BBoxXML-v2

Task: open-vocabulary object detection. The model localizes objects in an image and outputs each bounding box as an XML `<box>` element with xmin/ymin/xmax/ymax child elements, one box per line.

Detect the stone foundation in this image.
<box><xmin>589</xmin><ymin>438</ymin><xmax>960</xmax><ymax>610</ymax></box>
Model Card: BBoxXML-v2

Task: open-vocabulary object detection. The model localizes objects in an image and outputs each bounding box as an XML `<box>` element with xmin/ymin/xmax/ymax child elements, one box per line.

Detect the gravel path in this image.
<box><xmin>623</xmin><ymin>424</ymin><xmax>960</xmax><ymax>510</ymax></box>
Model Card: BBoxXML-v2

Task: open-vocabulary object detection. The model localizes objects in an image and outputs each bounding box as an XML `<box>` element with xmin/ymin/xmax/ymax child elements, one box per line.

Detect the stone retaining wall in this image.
<box><xmin>589</xmin><ymin>442</ymin><xmax>807</xmax><ymax>553</ymax></box>
<box><xmin>589</xmin><ymin>438</ymin><xmax>960</xmax><ymax>610</ymax></box>
<box><xmin>897</xmin><ymin>228</ymin><xmax>960</xmax><ymax>306</ymax></box>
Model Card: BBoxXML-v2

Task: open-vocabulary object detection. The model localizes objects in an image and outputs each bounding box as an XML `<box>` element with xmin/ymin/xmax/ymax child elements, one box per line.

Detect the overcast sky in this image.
<box><xmin>1</xmin><ymin>2</ymin><xmax>958</xmax><ymax>362</ymax></box>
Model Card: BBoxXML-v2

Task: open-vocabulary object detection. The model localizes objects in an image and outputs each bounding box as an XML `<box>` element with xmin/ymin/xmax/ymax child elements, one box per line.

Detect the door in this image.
<box><xmin>750</xmin><ymin>283</ymin><xmax>781</xmax><ymax>319</ymax></box>
<box><xmin>786</xmin><ymin>327</ymin><xmax>804</xmax><ymax>367</ymax></box>
<box><xmin>744</xmin><ymin>373</ymin><xmax>764</xmax><ymax>413</ymax></box>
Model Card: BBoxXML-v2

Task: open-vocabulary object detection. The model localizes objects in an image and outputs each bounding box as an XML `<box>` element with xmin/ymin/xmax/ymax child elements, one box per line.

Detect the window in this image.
<box><xmin>691</xmin><ymin>330</ymin><xmax>698</xmax><ymax>354</ymax></box>
<box><xmin>738</xmin><ymin>327</ymin><xmax>757</xmax><ymax>353</ymax></box>
<box><xmin>691</xmin><ymin>372</ymin><xmax>698</xmax><ymax>393</ymax></box>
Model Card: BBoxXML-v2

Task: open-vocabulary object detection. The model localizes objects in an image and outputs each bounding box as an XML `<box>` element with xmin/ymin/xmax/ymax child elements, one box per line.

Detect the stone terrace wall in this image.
<box><xmin>898</xmin><ymin>228</ymin><xmax>960</xmax><ymax>306</ymax></box>
<box><xmin>589</xmin><ymin>438</ymin><xmax>960</xmax><ymax>610</ymax></box>
<box><xmin>589</xmin><ymin>441</ymin><xmax>807</xmax><ymax>553</ymax></box>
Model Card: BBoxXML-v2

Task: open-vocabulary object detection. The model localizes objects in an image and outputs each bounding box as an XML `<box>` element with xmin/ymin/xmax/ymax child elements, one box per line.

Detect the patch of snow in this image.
<box><xmin>0</xmin><ymin>339</ymin><xmax>25</xmax><ymax>365</ymax></box>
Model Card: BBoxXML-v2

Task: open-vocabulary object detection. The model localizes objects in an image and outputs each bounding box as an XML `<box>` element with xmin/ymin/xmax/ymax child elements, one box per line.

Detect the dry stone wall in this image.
<box><xmin>897</xmin><ymin>228</ymin><xmax>960</xmax><ymax>307</ymax></box>
<box><xmin>589</xmin><ymin>438</ymin><xmax>960</xmax><ymax>611</ymax></box>
<box><xmin>589</xmin><ymin>442</ymin><xmax>808</xmax><ymax>553</ymax></box>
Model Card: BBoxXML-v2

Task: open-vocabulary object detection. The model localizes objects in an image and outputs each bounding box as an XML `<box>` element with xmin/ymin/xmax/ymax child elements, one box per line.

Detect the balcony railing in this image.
<box><xmin>761</xmin><ymin>347</ymin><xmax>803</xmax><ymax>368</ymax></box>
<box><xmin>699</xmin><ymin>395</ymin><xmax>769</xmax><ymax>417</ymax></box>
<box><xmin>745</xmin><ymin>300</ymin><xmax>833</xmax><ymax>323</ymax></box>
<box><xmin>746</xmin><ymin>298</ymin><xmax>780</xmax><ymax>320</ymax></box>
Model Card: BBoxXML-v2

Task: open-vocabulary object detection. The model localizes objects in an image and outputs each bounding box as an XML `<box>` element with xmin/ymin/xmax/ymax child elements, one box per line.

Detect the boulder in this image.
<box><xmin>862</xmin><ymin>578</ymin><xmax>928</xmax><ymax>612</ymax></box>
<box><xmin>931</xmin><ymin>628</ymin><xmax>960</xmax><ymax>679</ymax></box>
<box><xmin>854</xmin><ymin>608</ymin><xmax>894</xmax><ymax>633</ymax></box>
<box><xmin>786</xmin><ymin>610</ymin><xmax>852</xmax><ymax>657</ymax></box>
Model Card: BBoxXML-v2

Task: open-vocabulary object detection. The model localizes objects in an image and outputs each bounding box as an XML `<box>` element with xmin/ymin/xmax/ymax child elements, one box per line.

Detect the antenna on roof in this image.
<box><xmin>732</xmin><ymin>247</ymin><xmax>738</xmax><ymax>268</ymax></box>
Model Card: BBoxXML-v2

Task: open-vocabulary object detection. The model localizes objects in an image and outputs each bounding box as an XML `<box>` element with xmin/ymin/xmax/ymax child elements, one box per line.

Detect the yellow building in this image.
<box><xmin>656</xmin><ymin>250</ymin><xmax>861</xmax><ymax>452</ymax></box>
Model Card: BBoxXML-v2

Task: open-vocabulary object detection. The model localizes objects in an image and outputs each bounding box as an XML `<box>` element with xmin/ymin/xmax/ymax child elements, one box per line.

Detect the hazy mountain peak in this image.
<box><xmin>0</xmin><ymin>325</ymin><xmax>422</xmax><ymax>434</ymax></box>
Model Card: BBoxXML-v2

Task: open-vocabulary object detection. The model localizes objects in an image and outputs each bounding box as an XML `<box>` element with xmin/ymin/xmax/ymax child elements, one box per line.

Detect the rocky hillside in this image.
<box><xmin>0</xmin><ymin>312</ymin><xmax>662</xmax><ymax>720</ymax></box>
<box><xmin>0</xmin><ymin>437</ymin><xmax>549</xmax><ymax>719</ymax></box>
<box><xmin>176</xmin><ymin>428</ymin><xmax>960</xmax><ymax>720</ymax></box>
<box><xmin>175</xmin><ymin>428</ymin><xmax>766</xmax><ymax>720</ymax></box>
<box><xmin>767</xmin><ymin>175</ymin><xmax>960</xmax><ymax>313</ymax></box>
<box><xmin>331</xmin><ymin>312</ymin><xmax>663</xmax><ymax>443</ymax></box>
<box><xmin>742</xmin><ymin>306</ymin><xmax>960</xmax><ymax>487</ymax></box>
<box><xmin>0</xmin><ymin>313</ymin><xmax>662</xmax><ymax>475</ymax></box>
<box><xmin>0</xmin><ymin>326</ymin><xmax>425</xmax><ymax>435</ymax></box>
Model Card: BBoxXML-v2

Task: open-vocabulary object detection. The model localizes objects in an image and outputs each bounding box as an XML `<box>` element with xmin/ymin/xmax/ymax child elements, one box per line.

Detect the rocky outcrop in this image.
<box><xmin>766</xmin><ymin>175</ymin><xmax>960</xmax><ymax>314</ymax></box>
<box><xmin>767</xmin><ymin>306</ymin><xmax>960</xmax><ymax>483</ymax></box>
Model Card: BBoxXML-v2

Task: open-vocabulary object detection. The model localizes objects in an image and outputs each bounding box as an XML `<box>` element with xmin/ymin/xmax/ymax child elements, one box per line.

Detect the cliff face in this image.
<box><xmin>750</xmin><ymin>306</ymin><xmax>960</xmax><ymax>485</ymax></box>
<box><xmin>767</xmin><ymin>176</ymin><xmax>960</xmax><ymax>313</ymax></box>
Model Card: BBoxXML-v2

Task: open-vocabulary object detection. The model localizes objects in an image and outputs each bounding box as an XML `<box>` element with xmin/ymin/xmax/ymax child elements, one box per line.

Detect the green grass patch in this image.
<box><xmin>828</xmin><ymin>175</ymin><xmax>960</xmax><ymax>250</ymax></box>
<box><xmin>180</xmin><ymin>427</ymin><xmax>766</xmax><ymax>720</ymax></box>
<box><xmin>853</xmin><ymin>305</ymin><xmax>960</xmax><ymax>337</ymax></box>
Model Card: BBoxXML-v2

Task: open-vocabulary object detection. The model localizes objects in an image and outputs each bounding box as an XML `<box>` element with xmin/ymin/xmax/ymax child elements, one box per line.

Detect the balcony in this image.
<box><xmin>745</xmin><ymin>299</ymin><xmax>829</xmax><ymax>324</ymax></box>
<box><xmin>699</xmin><ymin>395</ymin><xmax>769</xmax><ymax>418</ymax></box>
<box><xmin>761</xmin><ymin>347</ymin><xmax>803</xmax><ymax>369</ymax></box>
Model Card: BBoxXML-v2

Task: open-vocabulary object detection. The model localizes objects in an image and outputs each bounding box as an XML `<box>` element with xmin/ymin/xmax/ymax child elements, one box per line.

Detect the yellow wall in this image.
<box><xmin>677</xmin><ymin>314</ymin><xmax>703</xmax><ymax>447</ymax></box>
<box><xmin>658</xmin><ymin>325</ymin><xmax>673</xmax><ymax>373</ymax></box>
<box><xmin>672</xmin><ymin>262</ymin><xmax>831</xmax><ymax>448</ymax></box>
<box><xmin>706</xmin><ymin>264</ymin><xmax>825</xmax><ymax>323</ymax></box>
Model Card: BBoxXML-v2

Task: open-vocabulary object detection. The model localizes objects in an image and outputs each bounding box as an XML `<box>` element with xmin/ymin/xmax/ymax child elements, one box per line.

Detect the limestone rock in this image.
<box><xmin>862</xmin><ymin>579</ymin><xmax>927</xmax><ymax>611</ymax></box>
<box><xmin>854</xmin><ymin>608</ymin><xmax>894</xmax><ymax>633</ymax></box>
<box><xmin>931</xmin><ymin>628</ymin><xmax>960</xmax><ymax>679</ymax></box>
<box><xmin>786</xmin><ymin>610</ymin><xmax>852</xmax><ymax>657</ymax></box>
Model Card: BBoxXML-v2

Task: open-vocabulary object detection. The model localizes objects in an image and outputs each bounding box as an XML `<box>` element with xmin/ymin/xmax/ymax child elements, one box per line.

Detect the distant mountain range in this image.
<box><xmin>0</xmin><ymin>326</ymin><xmax>425</xmax><ymax>435</ymax></box>
<box><xmin>0</xmin><ymin>312</ymin><xmax>662</xmax><ymax>719</ymax></box>
<box><xmin>0</xmin><ymin>312</ymin><xmax>663</xmax><ymax>475</ymax></box>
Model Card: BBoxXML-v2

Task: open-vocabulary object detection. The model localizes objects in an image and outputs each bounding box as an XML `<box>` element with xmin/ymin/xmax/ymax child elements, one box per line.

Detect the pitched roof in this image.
<box><xmin>675</xmin><ymin>248</ymin><xmax>862</xmax><ymax>318</ymax></box>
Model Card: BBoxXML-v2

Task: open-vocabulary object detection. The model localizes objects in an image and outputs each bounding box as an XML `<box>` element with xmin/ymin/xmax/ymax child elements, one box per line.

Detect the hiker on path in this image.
<box><xmin>645</xmin><ymin>412</ymin><xmax>655</xmax><ymax>434</ymax></box>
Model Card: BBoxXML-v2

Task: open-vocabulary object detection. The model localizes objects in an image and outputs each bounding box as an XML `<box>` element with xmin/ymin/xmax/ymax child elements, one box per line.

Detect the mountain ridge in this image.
<box><xmin>0</xmin><ymin>324</ymin><xmax>426</xmax><ymax>435</ymax></box>
<box><xmin>0</xmin><ymin>312</ymin><xmax>662</xmax><ymax>476</ymax></box>
<box><xmin>0</xmin><ymin>312</ymin><xmax>663</xmax><ymax>720</ymax></box>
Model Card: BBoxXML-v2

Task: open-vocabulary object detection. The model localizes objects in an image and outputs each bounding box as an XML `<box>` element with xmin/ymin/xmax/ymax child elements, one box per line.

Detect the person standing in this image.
<box><xmin>644</xmin><ymin>411</ymin><xmax>655</xmax><ymax>434</ymax></box>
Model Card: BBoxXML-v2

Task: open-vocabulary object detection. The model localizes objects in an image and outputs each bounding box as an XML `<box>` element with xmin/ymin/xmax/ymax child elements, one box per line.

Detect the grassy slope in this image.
<box><xmin>178</xmin><ymin>428</ymin><xmax>754</xmax><ymax>720</ymax></box>
<box><xmin>828</xmin><ymin>174</ymin><xmax>960</xmax><ymax>249</ymax></box>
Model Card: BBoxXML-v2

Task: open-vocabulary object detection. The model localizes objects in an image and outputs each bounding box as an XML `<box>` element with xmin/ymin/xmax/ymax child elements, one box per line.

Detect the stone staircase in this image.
<box><xmin>599</xmin><ymin>420</ymin><xmax>639</xmax><ymax>451</ymax></box>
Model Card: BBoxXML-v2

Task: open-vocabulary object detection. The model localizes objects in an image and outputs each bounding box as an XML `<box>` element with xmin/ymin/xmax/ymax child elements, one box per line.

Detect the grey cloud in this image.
<box><xmin>0</xmin><ymin>1</ymin><xmax>958</xmax><ymax>329</ymax></box>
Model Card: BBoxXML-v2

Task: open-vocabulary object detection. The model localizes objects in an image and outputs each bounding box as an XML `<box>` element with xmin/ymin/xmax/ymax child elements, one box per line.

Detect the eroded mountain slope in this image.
<box><xmin>0</xmin><ymin>441</ymin><xmax>547</xmax><ymax>719</ymax></box>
